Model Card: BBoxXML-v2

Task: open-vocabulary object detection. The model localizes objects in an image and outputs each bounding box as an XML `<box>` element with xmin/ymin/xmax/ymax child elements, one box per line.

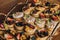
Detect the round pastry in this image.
<box><xmin>13</xmin><ymin>12</ymin><xmax>24</xmax><ymax>21</ymax></box>
<box><xmin>25</xmin><ymin>16</ymin><xmax>35</xmax><ymax>24</ymax></box>
<box><xmin>32</xmin><ymin>9</ymin><xmax>40</xmax><ymax>17</ymax></box>
<box><xmin>5</xmin><ymin>20</ymin><xmax>15</xmax><ymax>29</ymax></box>
<box><xmin>35</xmin><ymin>18</ymin><xmax>46</xmax><ymax>28</ymax></box>
<box><xmin>25</xmin><ymin>24</ymin><xmax>37</xmax><ymax>35</ymax></box>
<box><xmin>37</xmin><ymin>30</ymin><xmax>48</xmax><ymax>38</ymax></box>
<box><xmin>5</xmin><ymin>15</ymin><xmax>15</xmax><ymax>28</ymax></box>
<box><xmin>50</xmin><ymin>4</ymin><xmax>60</xmax><ymax>12</ymax></box>
<box><xmin>15</xmin><ymin>22</ymin><xmax>25</xmax><ymax>31</ymax></box>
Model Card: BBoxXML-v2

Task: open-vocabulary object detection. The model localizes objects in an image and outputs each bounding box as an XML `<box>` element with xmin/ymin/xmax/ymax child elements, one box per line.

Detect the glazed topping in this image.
<box><xmin>37</xmin><ymin>30</ymin><xmax>48</xmax><ymax>37</ymax></box>
<box><xmin>15</xmin><ymin>22</ymin><xmax>24</xmax><ymax>26</ymax></box>
<box><xmin>27</xmin><ymin>24</ymin><xmax>35</xmax><ymax>29</ymax></box>
<box><xmin>5</xmin><ymin>20</ymin><xmax>15</xmax><ymax>25</ymax></box>
<box><xmin>13</xmin><ymin>12</ymin><xmax>24</xmax><ymax>18</ymax></box>
<box><xmin>45</xmin><ymin>2</ymin><xmax>50</xmax><ymax>6</ymax></box>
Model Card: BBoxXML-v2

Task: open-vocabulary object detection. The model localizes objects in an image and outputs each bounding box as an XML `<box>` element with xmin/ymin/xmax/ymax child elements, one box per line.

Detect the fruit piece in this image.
<box><xmin>7</xmin><ymin>34</ymin><xmax>13</xmax><ymax>39</ymax></box>
<box><xmin>37</xmin><ymin>30</ymin><xmax>48</xmax><ymax>37</ymax></box>
<box><xmin>5</xmin><ymin>34</ymin><xmax>13</xmax><ymax>39</ymax></box>
<box><xmin>17</xmin><ymin>33</ymin><xmax>20</xmax><ymax>40</ymax></box>
<box><xmin>40</xmin><ymin>13</ymin><xmax>45</xmax><ymax>18</ymax></box>
<box><xmin>7</xmin><ymin>17</ymin><xmax>13</xmax><ymax>21</ymax></box>
<box><xmin>52</xmin><ymin>15</ymin><xmax>58</xmax><ymax>20</ymax></box>
<box><xmin>0</xmin><ymin>24</ymin><xmax>4</xmax><ymax>28</ymax></box>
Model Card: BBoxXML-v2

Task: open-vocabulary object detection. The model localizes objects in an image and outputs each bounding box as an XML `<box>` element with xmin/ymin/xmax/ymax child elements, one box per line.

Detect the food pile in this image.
<box><xmin>0</xmin><ymin>1</ymin><xmax>60</xmax><ymax>40</ymax></box>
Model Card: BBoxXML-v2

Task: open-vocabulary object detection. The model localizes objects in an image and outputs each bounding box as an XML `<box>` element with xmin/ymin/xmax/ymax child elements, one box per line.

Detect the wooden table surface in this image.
<box><xmin>0</xmin><ymin>0</ymin><xmax>17</xmax><ymax>14</ymax></box>
<box><xmin>52</xmin><ymin>23</ymin><xmax>60</xmax><ymax>40</ymax></box>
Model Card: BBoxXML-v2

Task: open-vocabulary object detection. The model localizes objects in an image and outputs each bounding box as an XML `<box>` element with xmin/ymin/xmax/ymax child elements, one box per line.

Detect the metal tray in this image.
<box><xmin>5</xmin><ymin>3</ymin><xmax>60</xmax><ymax>40</ymax></box>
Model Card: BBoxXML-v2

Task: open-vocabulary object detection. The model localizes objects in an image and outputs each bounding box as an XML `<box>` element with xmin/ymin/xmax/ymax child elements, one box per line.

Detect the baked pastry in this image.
<box><xmin>1</xmin><ymin>1</ymin><xmax>60</xmax><ymax>40</ymax></box>
<box><xmin>13</xmin><ymin>12</ymin><xmax>24</xmax><ymax>21</ymax></box>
